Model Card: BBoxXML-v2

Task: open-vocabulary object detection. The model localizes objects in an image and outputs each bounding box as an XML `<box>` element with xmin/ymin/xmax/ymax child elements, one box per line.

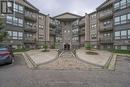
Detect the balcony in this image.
<box><xmin>79</xmin><ymin>29</ymin><xmax>85</xmax><ymax>35</ymax></box>
<box><xmin>79</xmin><ymin>20</ymin><xmax>85</xmax><ymax>27</ymax></box>
<box><xmin>24</xmin><ymin>26</ymin><xmax>37</xmax><ymax>33</ymax></box>
<box><xmin>99</xmin><ymin>11</ymin><xmax>113</xmax><ymax>20</ymax></box>
<box><xmin>100</xmin><ymin>37</ymin><xmax>113</xmax><ymax>44</ymax></box>
<box><xmin>24</xmin><ymin>38</ymin><xmax>36</xmax><ymax>44</ymax></box>
<box><xmin>50</xmin><ymin>29</ymin><xmax>55</xmax><ymax>35</ymax></box>
<box><xmin>50</xmin><ymin>22</ymin><xmax>56</xmax><ymax>28</ymax></box>
<box><xmin>99</xmin><ymin>24</ymin><xmax>113</xmax><ymax>32</ymax></box>
<box><xmin>25</xmin><ymin>14</ymin><xmax>37</xmax><ymax>22</ymax></box>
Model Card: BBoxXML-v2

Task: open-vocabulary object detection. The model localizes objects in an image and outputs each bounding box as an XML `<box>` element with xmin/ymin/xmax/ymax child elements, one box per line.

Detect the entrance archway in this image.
<box><xmin>64</xmin><ymin>43</ymin><xmax>70</xmax><ymax>50</ymax></box>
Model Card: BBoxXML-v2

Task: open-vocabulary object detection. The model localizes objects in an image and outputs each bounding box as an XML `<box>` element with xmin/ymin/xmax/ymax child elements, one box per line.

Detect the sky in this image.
<box><xmin>28</xmin><ymin>0</ymin><xmax>105</xmax><ymax>17</ymax></box>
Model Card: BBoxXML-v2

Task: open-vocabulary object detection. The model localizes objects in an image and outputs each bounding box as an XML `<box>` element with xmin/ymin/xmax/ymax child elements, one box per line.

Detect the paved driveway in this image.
<box><xmin>0</xmin><ymin>55</ymin><xmax>130</xmax><ymax>87</ymax></box>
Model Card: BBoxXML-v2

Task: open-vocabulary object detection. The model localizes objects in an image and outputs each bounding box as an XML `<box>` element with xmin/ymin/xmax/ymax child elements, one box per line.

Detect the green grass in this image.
<box><xmin>14</xmin><ymin>48</ymin><xmax>30</xmax><ymax>52</ymax></box>
<box><xmin>112</xmin><ymin>50</ymin><xmax>130</xmax><ymax>54</ymax></box>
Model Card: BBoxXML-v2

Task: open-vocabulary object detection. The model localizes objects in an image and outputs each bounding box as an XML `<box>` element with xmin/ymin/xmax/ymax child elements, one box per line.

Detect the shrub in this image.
<box><xmin>43</xmin><ymin>43</ymin><xmax>48</xmax><ymax>51</ymax></box>
<box><xmin>85</xmin><ymin>43</ymin><xmax>92</xmax><ymax>50</ymax></box>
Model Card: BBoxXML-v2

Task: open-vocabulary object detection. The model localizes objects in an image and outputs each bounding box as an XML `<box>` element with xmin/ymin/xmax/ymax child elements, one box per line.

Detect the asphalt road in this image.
<box><xmin>0</xmin><ymin>54</ymin><xmax>130</xmax><ymax>87</ymax></box>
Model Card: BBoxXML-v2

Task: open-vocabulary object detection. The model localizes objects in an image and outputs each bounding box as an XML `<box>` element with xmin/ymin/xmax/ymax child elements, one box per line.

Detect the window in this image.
<box><xmin>128</xmin><ymin>14</ymin><xmax>130</xmax><ymax>19</ymax></box>
<box><xmin>39</xmin><ymin>15</ymin><xmax>43</xmax><ymax>19</ymax></box>
<box><xmin>120</xmin><ymin>0</ymin><xmax>127</xmax><ymax>9</ymax></box>
<box><xmin>7</xmin><ymin>31</ymin><xmax>12</xmax><ymax>36</ymax></box>
<box><xmin>6</xmin><ymin>16</ymin><xmax>13</xmax><ymax>24</ymax></box>
<box><xmin>91</xmin><ymin>14</ymin><xmax>96</xmax><ymax>19</ymax></box>
<box><xmin>121</xmin><ymin>30</ymin><xmax>127</xmax><ymax>39</ymax></box>
<box><xmin>114</xmin><ymin>2</ymin><xmax>120</xmax><ymax>10</ymax></box>
<box><xmin>1</xmin><ymin>1</ymin><xmax>13</xmax><ymax>14</ymax></box>
<box><xmin>39</xmin><ymin>25</ymin><xmax>44</xmax><ymax>29</ymax></box>
<box><xmin>12</xmin><ymin>32</ymin><xmax>18</xmax><ymax>39</ymax></box>
<box><xmin>13</xmin><ymin>17</ymin><xmax>18</xmax><ymax>25</ymax></box>
<box><xmin>115</xmin><ymin>31</ymin><xmax>120</xmax><ymax>39</ymax></box>
<box><xmin>18</xmin><ymin>32</ymin><xmax>23</xmax><ymax>39</ymax></box>
<box><xmin>19</xmin><ymin>5</ymin><xmax>24</xmax><ymax>13</ymax></box>
<box><xmin>14</xmin><ymin>4</ymin><xmax>18</xmax><ymax>12</ymax></box>
<box><xmin>14</xmin><ymin>3</ymin><xmax>24</xmax><ymax>13</ymax></box>
<box><xmin>121</xmin><ymin>15</ymin><xmax>127</xmax><ymax>24</ymax></box>
<box><xmin>128</xmin><ymin>30</ymin><xmax>130</xmax><ymax>39</ymax></box>
<box><xmin>91</xmin><ymin>24</ymin><xmax>96</xmax><ymax>29</ymax></box>
<box><xmin>91</xmin><ymin>34</ymin><xmax>97</xmax><ymax>39</ymax></box>
<box><xmin>127</xmin><ymin>0</ymin><xmax>130</xmax><ymax>3</ymax></box>
<box><xmin>114</xmin><ymin>17</ymin><xmax>120</xmax><ymax>25</ymax></box>
<box><xmin>18</xmin><ymin>19</ymin><xmax>23</xmax><ymax>27</ymax></box>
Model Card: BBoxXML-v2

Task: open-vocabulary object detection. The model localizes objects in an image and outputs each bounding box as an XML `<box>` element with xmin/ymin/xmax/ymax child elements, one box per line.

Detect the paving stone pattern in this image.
<box><xmin>38</xmin><ymin>51</ymin><xmax>100</xmax><ymax>70</ymax></box>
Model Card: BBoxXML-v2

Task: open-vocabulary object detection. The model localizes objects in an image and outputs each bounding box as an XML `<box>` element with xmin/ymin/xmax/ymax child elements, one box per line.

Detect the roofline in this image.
<box><xmin>96</xmin><ymin>0</ymin><xmax>108</xmax><ymax>11</ymax></box>
<box><xmin>53</xmin><ymin>12</ymin><xmax>82</xmax><ymax>18</ymax></box>
<box><xmin>25</xmin><ymin>0</ymin><xmax>39</xmax><ymax>11</ymax></box>
<box><xmin>39</xmin><ymin>12</ymin><xmax>47</xmax><ymax>16</ymax></box>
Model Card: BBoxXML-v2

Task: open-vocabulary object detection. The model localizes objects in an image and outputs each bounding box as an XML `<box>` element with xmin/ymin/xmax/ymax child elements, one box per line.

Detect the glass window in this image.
<box><xmin>128</xmin><ymin>14</ymin><xmax>130</xmax><ymax>19</ymax></box>
<box><xmin>120</xmin><ymin>0</ymin><xmax>127</xmax><ymax>9</ymax></box>
<box><xmin>121</xmin><ymin>30</ymin><xmax>127</xmax><ymax>39</ymax></box>
<box><xmin>114</xmin><ymin>17</ymin><xmax>120</xmax><ymax>25</ymax></box>
<box><xmin>12</xmin><ymin>32</ymin><xmax>18</xmax><ymax>39</ymax></box>
<box><xmin>115</xmin><ymin>31</ymin><xmax>120</xmax><ymax>39</ymax></box>
<box><xmin>18</xmin><ymin>19</ymin><xmax>23</xmax><ymax>27</ymax></box>
<box><xmin>18</xmin><ymin>32</ymin><xmax>23</xmax><ymax>37</ymax></box>
<box><xmin>13</xmin><ymin>17</ymin><xmax>18</xmax><ymax>25</ymax></box>
<box><xmin>19</xmin><ymin>5</ymin><xmax>24</xmax><ymax>13</ymax></box>
<box><xmin>114</xmin><ymin>2</ymin><xmax>120</xmax><ymax>10</ymax></box>
<box><xmin>121</xmin><ymin>15</ymin><xmax>127</xmax><ymax>24</ymax></box>
<box><xmin>14</xmin><ymin>4</ymin><xmax>18</xmax><ymax>12</ymax></box>
<box><xmin>8</xmin><ymin>31</ymin><xmax>12</xmax><ymax>36</ymax></box>
<box><xmin>6</xmin><ymin>16</ymin><xmax>12</xmax><ymax>24</ymax></box>
<box><xmin>128</xmin><ymin>30</ymin><xmax>130</xmax><ymax>38</ymax></box>
<box><xmin>18</xmin><ymin>32</ymin><xmax>23</xmax><ymax>39</ymax></box>
<box><xmin>127</xmin><ymin>0</ymin><xmax>130</xmax><ymax>3</ymax></box>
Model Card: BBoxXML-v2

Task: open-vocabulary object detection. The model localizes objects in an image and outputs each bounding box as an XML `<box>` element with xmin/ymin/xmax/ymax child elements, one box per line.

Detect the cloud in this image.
<box><xmin>28</xmin><ymin>0</ymin><xmax>105</xmax><ymax>16</ymax></box>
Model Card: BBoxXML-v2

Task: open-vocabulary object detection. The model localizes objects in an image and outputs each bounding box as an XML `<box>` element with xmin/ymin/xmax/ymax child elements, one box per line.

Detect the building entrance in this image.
<box><xmin>64</xmin><ymin>43</ymin><xmax>70</xmax><ymax>50</ymax></box>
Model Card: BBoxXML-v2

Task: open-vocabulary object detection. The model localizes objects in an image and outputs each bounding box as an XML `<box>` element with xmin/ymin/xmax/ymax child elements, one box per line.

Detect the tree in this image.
<box><xmin>0</xmin><ymin>18</ymin><xmax>7</xmax><ymax>42</ymax></box>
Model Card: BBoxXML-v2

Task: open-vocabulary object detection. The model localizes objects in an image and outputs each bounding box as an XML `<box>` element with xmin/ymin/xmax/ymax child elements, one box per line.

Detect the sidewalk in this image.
<box><xmin>76</xmin><ymin>49</ymin><xmax>112</xmax><ymax>67</ymax></box>
<box><xmin>25</xmin><ymin>49</ymin><xmax>58</xmax><ymax>66</ymax></box>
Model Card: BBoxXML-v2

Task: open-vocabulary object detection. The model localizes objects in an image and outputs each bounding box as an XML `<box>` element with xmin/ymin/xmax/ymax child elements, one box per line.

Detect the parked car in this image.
<box><xmin>0</xmin><ymin>44</ymin><xmax>14</xmax><ymax>65</ymax></box>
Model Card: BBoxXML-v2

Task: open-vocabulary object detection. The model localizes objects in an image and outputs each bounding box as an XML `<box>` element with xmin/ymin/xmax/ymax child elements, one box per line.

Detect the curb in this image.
<box><xmin>104</xmin><ymin>54</ymin><xmax>113</xmax><ymax>69</ymax></box>
<box><xmin>108</xmin><ymin>54</ymin><xmax>117</xmax><ymax>71</ymax></box>
<box><xmin>22</xmin><ymin>53</ymin><xmax>38</xmax><ymax>69</ymax></box>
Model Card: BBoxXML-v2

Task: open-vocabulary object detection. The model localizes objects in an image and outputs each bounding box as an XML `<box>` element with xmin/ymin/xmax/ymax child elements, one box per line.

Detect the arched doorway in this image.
<box><xmin>64</xmin><ymin>43</ymin><xmax>70</xmax><ymax>50</ymax></box>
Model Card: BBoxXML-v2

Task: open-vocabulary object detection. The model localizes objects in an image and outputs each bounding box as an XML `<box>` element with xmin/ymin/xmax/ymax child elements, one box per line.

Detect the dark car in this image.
<box><xmin>0</xmin><ymin>45</ymin><xmax>14</xmax><ymax>65</ymax></box>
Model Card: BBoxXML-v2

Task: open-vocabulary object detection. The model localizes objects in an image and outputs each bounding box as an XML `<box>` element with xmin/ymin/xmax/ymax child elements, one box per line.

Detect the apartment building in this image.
<box><xmin>113</xmin><ymin>0</ymin><xmax>130</xmax><ymax>50</ymax></box>
<box><xmin>0</xmin><ymin>0</ymin><xmax>130</xmax><ymax>50</ymax></box>
<box><xmin>97</xmin><ymin>0</ymin><xmax>115</xmax><ymax>50</ymax></box>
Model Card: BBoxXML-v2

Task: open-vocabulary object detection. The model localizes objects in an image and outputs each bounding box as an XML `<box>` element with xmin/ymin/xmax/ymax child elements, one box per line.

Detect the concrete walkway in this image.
<box><xmin>25</xmin><ymin>49</ymin><xmax>58</xmax><ymax>66</ymax></box>
<box><xmin>76</xmin><ymin>49</ymin><xmax>112</xmax><ymax>67</ymax></box>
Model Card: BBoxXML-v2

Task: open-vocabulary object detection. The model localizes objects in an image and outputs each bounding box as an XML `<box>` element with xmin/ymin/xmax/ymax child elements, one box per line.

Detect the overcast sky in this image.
<box><xmin>28</xmin><ymin>0</ymin><xmax>105</xmax><ymax>17</ymax></box>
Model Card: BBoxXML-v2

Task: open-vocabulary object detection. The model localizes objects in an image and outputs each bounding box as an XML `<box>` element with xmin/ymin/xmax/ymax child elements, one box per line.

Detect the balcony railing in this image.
<box><xmin>50</xmin><ymin>29</ymin><xmax>55</xmax><ymax>35</ymax></box>
<box><xmin>79</xmin><ymin>20</ymin><xmax>85</xmax><ymax>27</ymax></box>
<box><xmin>100</xmin><ymin>37</ymin><xmax>113</xmax><ymax>44</ymax></box>
<box><xmin>99</xmin><ymin>24</ymin><xmax>113</xmax><ymax>32</ymax></box>
<box><xmin>24</xmin><ymin>26</ymin><xmax>37</xmax><ymax>33</ymax></box>
<box><xmin>79</xmin><ymin>29</ymin><xmax>85</xmax><ymax>35</ymax></box>
<box><xmin>25</xmin><ymin>14</ymin><xmax>37</xmax><ymax>22</ymax></box>
<box><xmin>99</xmin><ymin>11</ymin><xmax>113</xmax><ymax>20</ymax></box>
